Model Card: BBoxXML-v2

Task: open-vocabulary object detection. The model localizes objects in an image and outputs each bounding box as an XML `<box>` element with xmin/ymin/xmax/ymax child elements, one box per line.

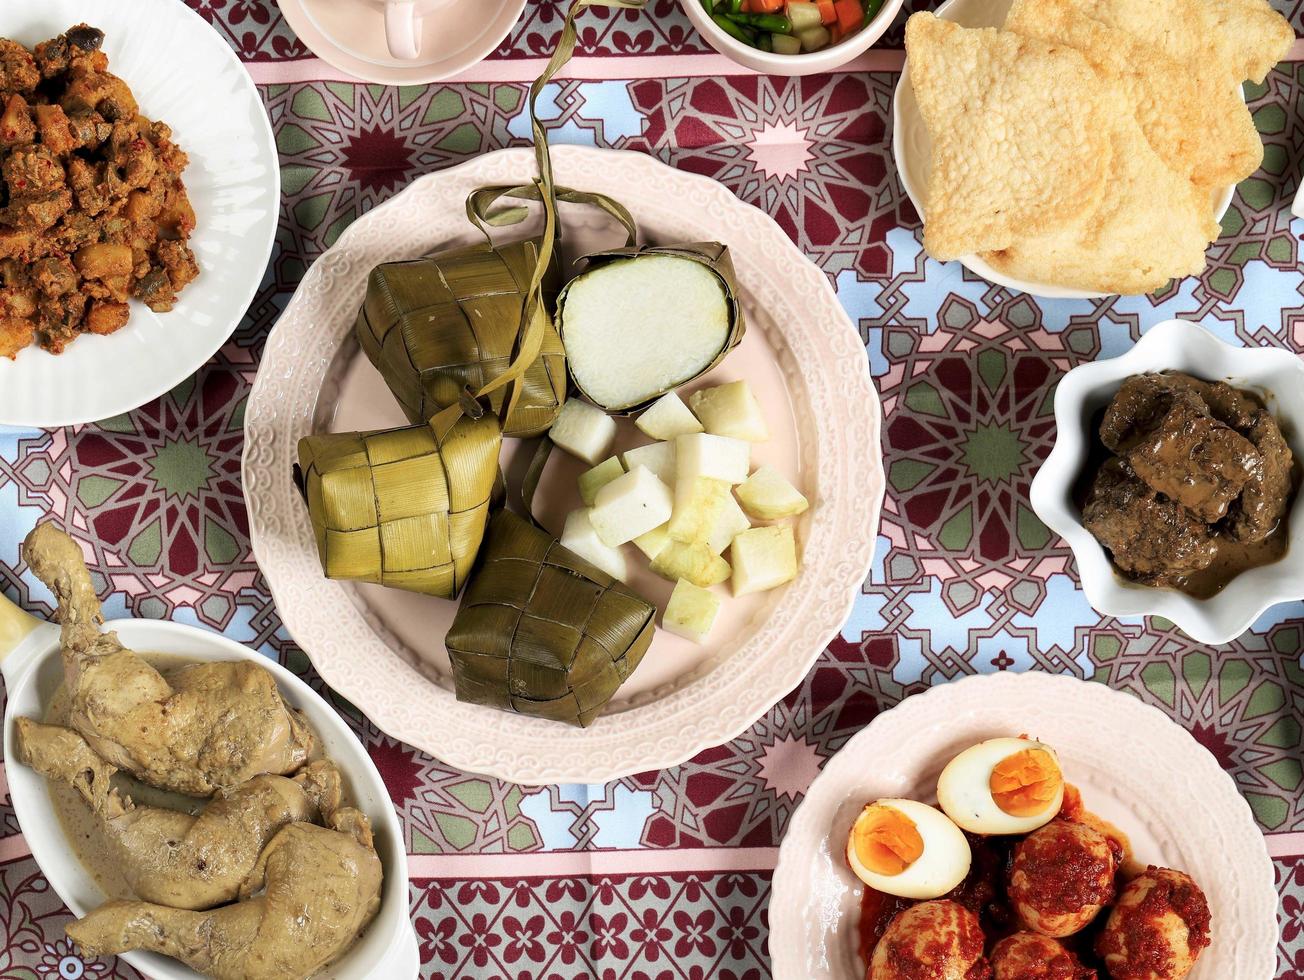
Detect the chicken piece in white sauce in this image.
<box><xmin>22</xmin><ymin>522</ymin><xmax>313</xmax><ymax>796</ymax></box>
<box><xmin>66</xmin><ymin>811</ymin><xmax>383</xmax><ymax>980</ymax></box>
<box><xmin>15</xmin><ymin>717</ymin><xmax>342</xmax><ymax>911</ymax></box>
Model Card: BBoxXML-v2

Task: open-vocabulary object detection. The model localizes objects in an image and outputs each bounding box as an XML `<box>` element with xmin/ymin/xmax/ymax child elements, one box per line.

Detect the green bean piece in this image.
<box><xmin>732</xmin><ymin>12</ymin><xmax>792</xmax><ymax>31</ymax></box>
<box><xmin>863</xmin><ymin>0</ymin><xmax>884</xmax><ymax>24</ymax></box>
<box><xmin>758</xmin><ymin>32</ymin><xmax>773</xmax><ymax>51</ymax></box>
<box><xmin>712</xmin><ymin>12</ymin><xmax>755</xmax><ymax>43</ymax></box>
<box><xmin>699</xmin><ymin>0</ymin><xmax>715</xmax><ymax>11</ymax></box>
<box><xmin>728</xmin><ymin>0</ymin><xmax>744</xmax><ymax>12</ymax></box>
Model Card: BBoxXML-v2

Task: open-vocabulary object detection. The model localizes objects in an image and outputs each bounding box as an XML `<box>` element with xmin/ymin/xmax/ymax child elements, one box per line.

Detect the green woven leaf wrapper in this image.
<box><xmin>355</xmin><ymin>237</ymin><xmax>567</xmax><ymax>437</ymax></box>
<box><xmin>297</xmin><ymin>409</ymin><xmax>502</xmax><ymax>599</ymax></box>
<box><xmin>447</xmin><ymin>508</ymin><xmax>656</xmax><ymax>727</ymax></box>
<box><xmin>555</xmin><ymin>241</ymin><xmax>747</xmax><ymax>413</ymax></box>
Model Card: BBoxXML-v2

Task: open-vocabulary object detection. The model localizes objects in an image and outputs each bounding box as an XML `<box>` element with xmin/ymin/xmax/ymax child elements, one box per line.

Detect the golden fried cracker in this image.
<box><xmin>1005</xmin><ymin>0</ymin><xmax>1263</xmax><ymax>187</ymax></box>
<box><xmin>982</xmin><ymin>103</ymin><xmax>1220</xmax><ymax>295</ymax></box>
<box><xmin>1064</xmin><ymin>0</ymin><xmax>1293</xmax><ymax>84</ymax></box>
<box><xmin>904</xmin><ymin>13</ymin><xmax>1114</xmax><ymax>261</ymax></box>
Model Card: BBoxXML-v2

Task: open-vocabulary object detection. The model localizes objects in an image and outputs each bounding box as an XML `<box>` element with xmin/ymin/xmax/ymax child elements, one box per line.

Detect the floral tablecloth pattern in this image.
<box><xmin>1</xmin><ymin>1</ymin><xmax>1303</xmax><ymax>977</ymax></box>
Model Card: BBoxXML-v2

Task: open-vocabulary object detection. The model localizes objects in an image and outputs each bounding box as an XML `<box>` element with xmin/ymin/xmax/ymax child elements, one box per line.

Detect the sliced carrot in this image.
<box><xmin>834</xmin><ymin>0</ymin><xmax>861</xmax><ymax>32</ymax></box>
<box><xmin>817</xmin><ymin>0</ymin><xmax>837</xmax><ymax>24</ymax></box>
<box><xmin>829</xmin><ymin>22</ymin><xmax>844</xmax><ymax>42</ymax></box>
<box><xmin>751</xmin><ymin>0</ymin><xmax>785</xmax><ymax>10</ymax></box>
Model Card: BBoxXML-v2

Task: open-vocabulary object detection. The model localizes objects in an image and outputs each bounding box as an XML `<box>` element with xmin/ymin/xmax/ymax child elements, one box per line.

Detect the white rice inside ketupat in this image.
<box><xmin>561</xmin><ymin>255</ymin><xmax>730</xmax><ymax>410</ymax></box>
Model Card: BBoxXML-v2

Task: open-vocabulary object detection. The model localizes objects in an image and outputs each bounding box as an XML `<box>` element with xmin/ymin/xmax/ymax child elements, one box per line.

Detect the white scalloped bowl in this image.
<box><xmin>892</xmin><ymin>0</ymin><xmax>1237</xmax><ymax>300</ymax></box>
<box><xmin>1029</xmin><ymin>319</ymin><xmax>1304</xmax><ymax>645</ymax></box>
<box><xmin>769</xmin><ymin>672</ymin><xmax>1277</xmax><ymax>980</ymax></box>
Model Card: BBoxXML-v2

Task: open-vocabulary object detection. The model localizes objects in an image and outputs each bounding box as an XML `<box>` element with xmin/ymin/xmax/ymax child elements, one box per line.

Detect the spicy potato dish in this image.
<box><xmin>0</xmin><ymin>24</ymin><xmax>197</xmax><ymax>357</ymax></box>
<box><xmin>850</xmin><ymin>738</ymin><xmax>1212</xmax><ymax>979</ymax></box>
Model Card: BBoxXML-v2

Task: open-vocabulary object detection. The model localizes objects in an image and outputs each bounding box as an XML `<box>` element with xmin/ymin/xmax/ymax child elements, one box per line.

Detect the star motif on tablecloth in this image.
<box><xmin>341</xmin><ymin>126</ymin><xmax>416</xmax><ymax>195</ymax></box>
<box><xmin>756</xmin><ymin>735</ymin><xmax>823</xmax><ymax>801</ymax></box>
<box><xmin>745</xmin><ymin>120</ymin><xmax>814</xmax><ymax>181</ymax></box>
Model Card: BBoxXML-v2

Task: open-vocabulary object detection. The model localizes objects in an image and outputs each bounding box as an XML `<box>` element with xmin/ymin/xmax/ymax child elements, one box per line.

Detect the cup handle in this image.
<box><xmin>384</xmin><ymin>1</ymin><xmax>421</xmax><ymax>60</ymax></box>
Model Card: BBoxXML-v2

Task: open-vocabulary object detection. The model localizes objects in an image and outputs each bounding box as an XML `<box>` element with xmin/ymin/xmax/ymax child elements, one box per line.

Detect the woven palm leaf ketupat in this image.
<box><xmin>297</xmin><ymin>406</ymin><xmax>501</xmax><ymax>598</ymax></box>
<box><xmin>446</xmin><ymin>508</ymin><xmax>656</xmax><ymax>726</ymax></box>
<box><xmin>294</xmin><ymin>184</ymin><xmax>553</xmax><ymax>599</ymax></box>
<box><xmin>357</xmin><ymin>0</ymin><xmax>646</xmax><ymax>438</ymax></box>
<box><xmin>355</xmin><ymin>236</ymin><xmax>567</xmax><ymax>438</ymax></box>
<box><xmin>295</xmin><ymin>0</ymin><xmax>648</xmax><ymax>603</ymax></box>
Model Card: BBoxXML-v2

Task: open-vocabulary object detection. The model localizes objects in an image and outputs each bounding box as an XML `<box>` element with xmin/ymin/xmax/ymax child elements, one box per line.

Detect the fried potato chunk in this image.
<box><xmin>0</xmin><ymin>316</ymin><xmax>33</xmax><ymax>359</ymax></box>
<box><xmin>904</xmin><ymin>13</ymin><xmax>1114</xmax><ymax>261</ymax></box>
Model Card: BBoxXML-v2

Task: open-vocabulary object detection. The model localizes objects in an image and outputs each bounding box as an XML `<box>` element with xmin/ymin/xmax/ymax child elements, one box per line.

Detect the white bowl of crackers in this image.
<box><xmin>893</xmin><ymin>0</ymin><xmax>1294</xmax><ymax>299</ymax></box>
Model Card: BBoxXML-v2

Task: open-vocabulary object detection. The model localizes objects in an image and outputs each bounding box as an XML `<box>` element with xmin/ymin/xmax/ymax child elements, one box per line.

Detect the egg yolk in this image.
<box><xmin>852</xmin><ymin>806</ymin><xmax>925</xmax><ymax>876</ymax></box>
<box><xmin>989</xmin><ymin>748</ymin><xmax>1062</xmax><ymax>817</ymax></box>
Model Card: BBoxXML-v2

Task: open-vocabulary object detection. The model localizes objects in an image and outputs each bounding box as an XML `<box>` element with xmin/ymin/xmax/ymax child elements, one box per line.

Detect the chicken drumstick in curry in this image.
<box><xmin>15</xmin><ymin>718</ymin><xmax>344</xmax><ymax>911</ymax></box>
<box><xmin>66</xmin><ymin>808</ymin><xmax>383</xmax><ymax>980</ymax></box>
<box><xmin>22</xmin><ymin>523</ymin><xmax>313</xmax><ymax>796</ymax></box>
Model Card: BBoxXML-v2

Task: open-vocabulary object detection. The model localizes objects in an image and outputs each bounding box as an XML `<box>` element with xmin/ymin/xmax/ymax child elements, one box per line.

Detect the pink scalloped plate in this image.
<box><xmin>242</xmin><ymin>145</ymin><xmax>883</xmax><ymax>784</ymax></box>
<box><xmin>770</xmin><ymin>673</ymin><xmax>1276</xmax><ymax>979</ymax></box>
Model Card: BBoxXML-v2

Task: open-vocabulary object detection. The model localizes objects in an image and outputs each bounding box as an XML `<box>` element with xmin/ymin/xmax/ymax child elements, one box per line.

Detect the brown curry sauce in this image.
<box><xmin>1074</xmin><ymin>374</ymin><xmax>1298</xmax><ymax>599</ymax></box>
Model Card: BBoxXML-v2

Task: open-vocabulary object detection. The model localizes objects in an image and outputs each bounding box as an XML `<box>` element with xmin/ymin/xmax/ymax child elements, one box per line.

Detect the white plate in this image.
<box><xmin>770</xmin><ymin>672</ymin><xmax>1276</xmax><ymax>980</ymax></box>
<box><xmin>892</xmin><ymin>0</ymin><xmax>1236</xmax><ymax>300</ymax></box>
<box><xmin>1030</xmin><ymin>319</ymin><xmax>1304</xmax><ymax>644</ymax></box>
<box><xmin>0</xmin><ymin>0</ymin><xmax>278</xmax><ymax>427</ymax></box>
<box><xmin>243</xmin><ymin>144</ymin><xmax>884</xmax><ymax>785</ymax></box>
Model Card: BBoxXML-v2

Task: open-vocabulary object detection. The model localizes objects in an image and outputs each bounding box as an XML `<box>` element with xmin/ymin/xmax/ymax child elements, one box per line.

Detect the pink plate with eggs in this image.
<box><xmin>769</xmin><ymin>672</ymin><xmax>1275</xmax><ymax>979</ymax></box>
<box><xmin>242</xmin><ymin>145</ymin><xmax>883</xmax><ymax>785</ymax></box>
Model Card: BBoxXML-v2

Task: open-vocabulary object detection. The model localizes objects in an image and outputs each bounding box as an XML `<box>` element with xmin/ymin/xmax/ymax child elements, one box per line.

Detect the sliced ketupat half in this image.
<box><xmin>663</xmin><ymin>579</ymin><xmax>722</xmax><ymax>643</ymax></box>
<box><xmin>557</xmin><ymin>245</ymin><xmax>745</xmax><ymax>413</ymax></box>
<box><xmin>1061</xmin><ymin>0</ymin><xmax>1293</xmax><ymax>85</ymax></box>
<box><xmin>982</xmin><ymin>97</ymin><xmax>1219</xmax><ymax>294</ymax></box>
<box><xmin>904</xmin><ymin>13</ymin><xmax>1114</xmax><ymax>260</ymax></box>
<box><xmin>636</xmin><ymin>391</ymin><xmax>703</xmax><ymax>441</ymax></box>
<box><xmin>1004</xmin><ymin>0</ymin><xmax>1263</xmax><ymax>188</ymax></box>
<box><xmin>737</xmin><ymin>465</ymin><xmax>809</xmax><ymax>521</ymax></box>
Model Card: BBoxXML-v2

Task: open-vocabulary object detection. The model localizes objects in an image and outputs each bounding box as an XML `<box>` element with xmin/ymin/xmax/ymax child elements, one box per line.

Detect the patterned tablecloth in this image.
<box><xmin>1</xmin><ymin>1</ymin><xmax>1303</xmax><ymax>977</ymax></box>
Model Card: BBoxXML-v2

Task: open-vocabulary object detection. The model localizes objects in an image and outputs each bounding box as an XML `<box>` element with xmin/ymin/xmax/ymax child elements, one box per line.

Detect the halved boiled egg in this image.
<box><xmin>845</xmin><ymin>798</ymin><xmax>971</xmax><ymax>899</ymax></box>
<box><xmin>936</xmin><ymin>737</ymin><xmax>1064</xmax><ymax>836</ymax></box>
